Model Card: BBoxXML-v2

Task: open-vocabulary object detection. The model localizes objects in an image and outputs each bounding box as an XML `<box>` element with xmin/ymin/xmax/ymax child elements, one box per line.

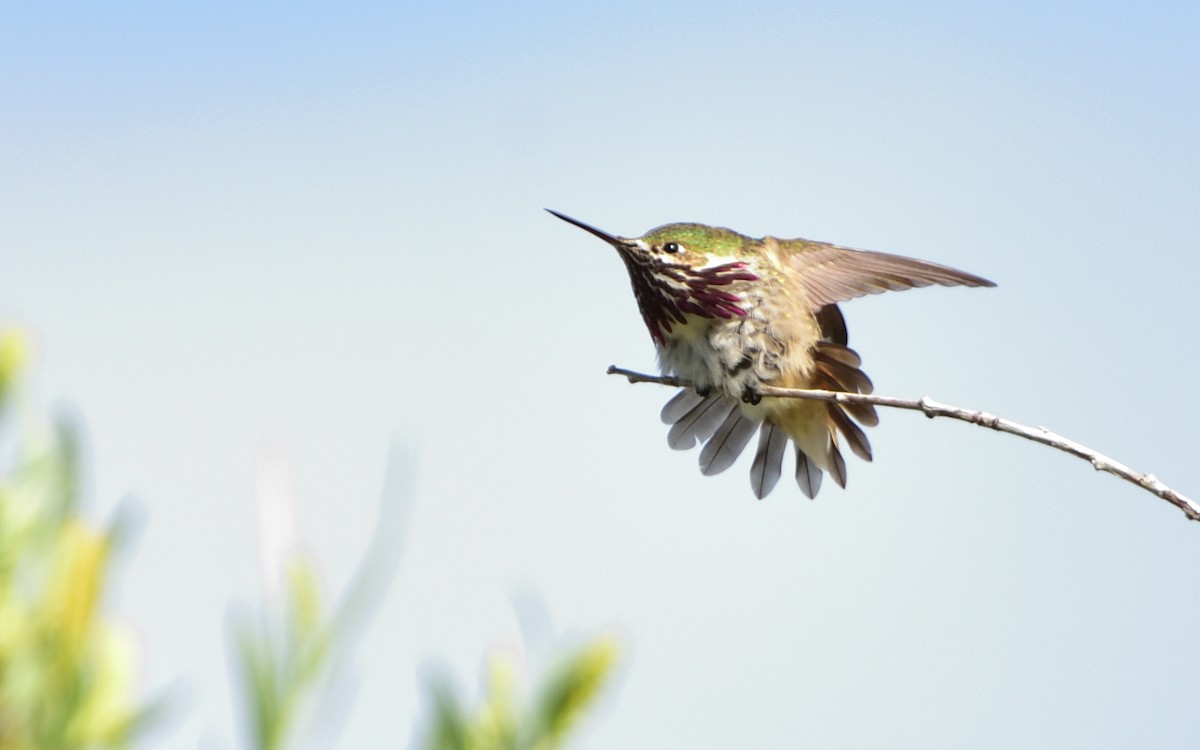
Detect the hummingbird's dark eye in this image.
<box><xmin>663</xmin><ymin>242</ymin><xmax>680</xmax><ymax>254</ymax></box>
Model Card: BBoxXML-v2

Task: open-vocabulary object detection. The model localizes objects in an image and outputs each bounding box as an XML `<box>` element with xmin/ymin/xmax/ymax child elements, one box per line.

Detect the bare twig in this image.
<box><xmin>607</xmin><ymin>365</ymin><xmax>1199</xmax><ymax>523</ymax></box>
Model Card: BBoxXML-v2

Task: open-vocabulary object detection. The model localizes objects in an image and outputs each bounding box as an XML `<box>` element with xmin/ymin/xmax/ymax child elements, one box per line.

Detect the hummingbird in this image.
<box><xmin>548</xmin><ymin>209</ymin><xmax>995</xmax><ymax>499</ymax></box>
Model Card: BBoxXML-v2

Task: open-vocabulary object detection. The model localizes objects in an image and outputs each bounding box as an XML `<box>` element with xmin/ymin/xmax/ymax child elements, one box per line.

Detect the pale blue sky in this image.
<box><xmin>3</xmin><ymin>2</ymin><xmax>1199</xmax><ymax>747</ymax></box>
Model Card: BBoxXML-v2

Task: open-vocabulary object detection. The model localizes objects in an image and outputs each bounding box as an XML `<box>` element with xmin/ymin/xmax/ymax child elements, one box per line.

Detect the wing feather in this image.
<box><xmin>842</xmin><ymin>399</ymin><xmax>880</xmax><ymax>428</ymax></box>
<box><xmin>778</xmin><ymin>239</ymin><xmax>995</xmax><ymax>309</ymax></box>
<box><xmin>830</xmin><ymin>406</ymin><xmax>873</xmax><ymax>462</ymax></box>
<box><xmin>815</xmin><ymin>351</ymin><xmax>874</xmax><ymax>395</ymax></box>
<box><xmin>827</xmin><ymin>442</ymin><xmax>848</xmax><ymax>489</ymax></box>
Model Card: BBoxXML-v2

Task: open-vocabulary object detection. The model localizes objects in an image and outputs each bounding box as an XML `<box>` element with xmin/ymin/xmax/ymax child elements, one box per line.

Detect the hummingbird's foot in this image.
<box><xmin>741</xmin><ymin>386</ymin><xmax>763</xmax><ymax>406</ymax></box>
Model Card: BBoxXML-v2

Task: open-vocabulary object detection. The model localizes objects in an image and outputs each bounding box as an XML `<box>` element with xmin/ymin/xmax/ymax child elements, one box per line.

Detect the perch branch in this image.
<box><xmin>607</xmin><ymin>365</ymin><xmax>1199</xmax><ymax>523</ymax></box>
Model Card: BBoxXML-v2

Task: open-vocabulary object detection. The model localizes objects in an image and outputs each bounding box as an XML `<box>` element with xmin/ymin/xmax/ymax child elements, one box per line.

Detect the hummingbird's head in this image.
<box><xmin>638</xmin><ymin>222</ymin><xmax>750</xmax><ymax>258</ymax></box>
<box><xmin>547</xmin><ymin>210</ymin><xmax>759</xmax><ymax>345</ymax></box>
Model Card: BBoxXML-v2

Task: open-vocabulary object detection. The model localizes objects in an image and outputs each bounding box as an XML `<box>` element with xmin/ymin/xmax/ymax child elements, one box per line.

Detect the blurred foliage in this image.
<box><xmin>233</xmin><ymin>491</ymin><xmax>620</xmax><ymax>750</ymax></box>
<box><xmin>0</xmin><ymin>328</ymin><xmax>149</xmax><ymax>749</ymax></box>
<box><xmin>234</xmin><ymin>557</ymin><xmax>333</xmax><ymax>750</ymax></box>
<box><xmin>423</xmin><ymin>636</ymin><xmax>620</xmax><ymax>750</ymax></box>
<box><xmin>0</xmin><ymin>327</ymin><xmax>619</xmax><ymax>748</ymax></box>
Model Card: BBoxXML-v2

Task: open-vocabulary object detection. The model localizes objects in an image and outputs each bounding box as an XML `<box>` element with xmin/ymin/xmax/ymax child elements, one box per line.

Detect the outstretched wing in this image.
<box><xmin>774</xmin><ymin>237</ymin><xmax>996</xmax><ymax>310</ymax></box>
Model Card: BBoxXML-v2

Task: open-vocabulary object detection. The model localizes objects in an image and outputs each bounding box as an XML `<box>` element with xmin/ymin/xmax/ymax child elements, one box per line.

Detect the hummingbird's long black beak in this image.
<box><xmin>545</xmin><ymin>209</ymin><xmax>628</xmax><ymax>248</ymax></box>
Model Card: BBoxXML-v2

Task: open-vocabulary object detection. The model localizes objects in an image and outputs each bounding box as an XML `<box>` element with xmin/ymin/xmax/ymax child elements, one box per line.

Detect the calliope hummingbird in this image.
<box><xmin>548</xmin><ymin>209</ymin><xmax>995</xmax><ymax>499</ymax></box>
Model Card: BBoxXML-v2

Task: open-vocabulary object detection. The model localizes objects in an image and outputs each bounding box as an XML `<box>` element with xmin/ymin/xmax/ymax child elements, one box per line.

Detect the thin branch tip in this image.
<box><xmin>607</xmin><ymin>365</ymin><xmax>1199</xmax><ymax>524</ymax></box>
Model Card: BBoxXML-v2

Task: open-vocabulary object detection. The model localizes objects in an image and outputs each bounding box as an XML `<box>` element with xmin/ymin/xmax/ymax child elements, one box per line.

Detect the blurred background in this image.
<box><xmin>2</xmin><ymin>1</ymin><xmax>1198</xmax><ymax>747</ymax></box>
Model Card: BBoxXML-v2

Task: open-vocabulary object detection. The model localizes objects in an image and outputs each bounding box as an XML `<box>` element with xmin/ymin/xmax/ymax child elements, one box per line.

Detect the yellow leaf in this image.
<box><xmin>0</xmin><ymin>328</ymin><xmax>30</xmax><ymax>402</ymax></box>
<box><xmin>43</xmin><ymin>520</ymin><xmax>110</xmax><ymax>667</ymax></box>
<box><xmin>66</xmin><ymin>623</ymin><xmax>139</xmax><ymax>745</ymax></box>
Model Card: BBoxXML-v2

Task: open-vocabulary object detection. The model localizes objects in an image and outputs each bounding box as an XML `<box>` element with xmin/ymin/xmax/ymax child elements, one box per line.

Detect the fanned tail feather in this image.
<box><xmin>654</xmin><ymin>304</ymin><xmax>882</xmax><ymax>498</ymax></box>
<box><xmin>667</xmin><ymin>393</ymin><xmax>734</xmax><ymax>450</ymax></box>
<box><xmin>750</xmin><ymin>422</ymin><xmax>789</xmax><ymax>499</ymax></box>
<box><xmin>660</xmin><ymin>389</ymin><xmax>705</xmax><ymax>424</ymax></box>
<box><xmin>699</xmin><ymin>407</ymin><xmax>759</xmax><ymax>476</ymax></box>
<box><xmin>794</xmin><ymin>447</ymin><xmax>823</xmax><ymax>499</ymax></box>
